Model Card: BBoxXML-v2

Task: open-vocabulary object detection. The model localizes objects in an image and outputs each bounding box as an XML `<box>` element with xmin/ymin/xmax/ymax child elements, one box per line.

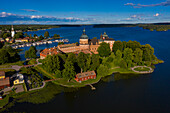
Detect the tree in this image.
<box><xmin>122</xmin><ymin>41</ymin><xmax>127</xmax><ymax>50</ymax></box>
<box><xmin>24</xmin><ymin>33</ymin><xmax>29</xmax><ymax>37</ymax></box>
<box><xmin>97</xmin><ymin>42</ymin><xmax>111</xmax><ymax>57</ymax></box>
<box><xmin>112</xmin><ymin>41</ymin><xmax>123</xmax><ymax>53</ymax></box>
<box><xmin>14</xmin><ymin>32</ymin><xmax>24</xmax><ymax>39</ymax></box>
<box><xmin>44</xmin><ymin>31</ymin><xmax>49</xmax><ymax>38</ymax></box>
<box><xmin>126</xmin><ymin>40</ymin><xmax>141</xmax><ymax>51</ymax></box>
<box><xmin>34</xmin><ymin>34</ymin><xmax>37</xmax><ymax>37</ymax></box>
<box><xmin>0</xmin><ymin>49</ymin><xmax>10</xmax><ymax>64</ymax></box>
<box><xmin>142</xmin><ymin>48</ymin><xmax>152</xmax><ymax>61</ymax></box>
<box><xmin>62</xmin><ymin>61</ymin><xmax>76</xmax><ymax>80</ymax></box>
<box><xmin>0</xmin><ymin>42</ymin><xmax>3</xmax><ymax>49</ymax></box>
<box><xmin>53</xmin><ymin>34</ymin><xmax>60</xmax><ymax>38</ymax></box>
<box><xmin>30</xmin><ymin>34</ymin><xmax>32</xmax><ymax>38</ymax></box>
<box><xmin>67</xmin><ymin>53</ymin><xmax>77</xmax><ymax>63</ymax></box>
<box><xmin>3</xmin><ymin>33</ymin><xmax>10</xmax><ymax>38</ymax></box>
<box><xmin>97</xmin><ymin>64</ymin><xmax>109</xmax><ymax>77</ymax></box>
<box><xmin>38</xmin><ymin>35</ymin><xmax>44</xmax><ymax>40</ymax></box>
<box><xmin>43</xmin><ymin>55</ymin><xmax>53</xmax><ymax>73</ymax></box>
<box><xmin>77</xmin><ymin>52</ymin><xmax>86</xmax><ymax>73</ymax></box>
<box><xmin>123</xmin><ymin>48</ymin><xmax>134</xmax><ymax>68</ymax></box>
<box><xmin>25</xmin><ymin>51</ymin><xmax>29</xmax><ymax>59</ymax></box>
<box><xmin>114</xmin><ymin>50</ymin><xmax>123</xmax><ymax>66</ymax></box>
<box><xmin>90</xmin><ymin>54</ymin><xmax>100</xmax><ymax>70</ymax></box>
<box><xmin>134</xmin><ymin>48</ymin><xmax>143</xmax><ymax>65</ymax></box>
<box><xmin>29</xmin><ymin>46</ymin><xmax>37</xmax><ymax>58</ymax></box>
<box><xmin>58</xmin><ymin>42</ymin><xmax>64</xmax><ymax>45</ymax></box>
<box><xmin>52</xmin><ymin>55</ymin><xmax>60</xmax><ymax>71</ymax></box>
<box><xmin>115</xmin><ymin>50</ymin><xmax>122</xmax><ymax>59</ymax></box>
<box><xmin>119</xmin><ymin>59</ymin><xmax>127</xmax><ymax>68</ymax></box>
<box><xmin>25</xmin><ymin>46</ymin><xmax>37</xmax><ymax>59</ymax></box>
<box><xmin>84</xmin><ymin>54</ymin><xmax>91</xmax><ymax>72</ymax></box>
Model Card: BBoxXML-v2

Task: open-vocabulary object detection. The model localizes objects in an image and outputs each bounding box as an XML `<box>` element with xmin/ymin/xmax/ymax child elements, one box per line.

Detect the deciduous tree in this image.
<box><xmin>97</xmin><ymin>42</ymin><xmax>111</xmax><ymax>57</ymax></box>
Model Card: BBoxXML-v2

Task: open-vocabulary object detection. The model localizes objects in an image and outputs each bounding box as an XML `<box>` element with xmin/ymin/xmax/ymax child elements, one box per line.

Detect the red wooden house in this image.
<box><xmin>75</xmin><ymin>71</ymin><xmax>96</xmax><ymax>82</ymax></box>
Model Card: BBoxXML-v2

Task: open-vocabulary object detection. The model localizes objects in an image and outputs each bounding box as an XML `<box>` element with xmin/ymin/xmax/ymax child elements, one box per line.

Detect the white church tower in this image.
<box><xmin>11</xmin><ymin>25</ymin><xmax>15</xmax><ymax>38</ymax></box>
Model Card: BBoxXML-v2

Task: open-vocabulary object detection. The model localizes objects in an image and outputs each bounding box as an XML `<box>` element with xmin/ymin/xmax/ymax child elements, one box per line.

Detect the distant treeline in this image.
<box><xmin>93</xmin><ymin>24</ymin><xmax>137</xmax><ymax>28</ymax></box>
<box><xmin>93</xmin><ymin>23</ymin><xmax>170</xmax><ymax>31</ymax></box>
<box><xmin>0</xmin><ymin>25</ymin><xmax>60</xmax><ymax>32</ymax></box>
<box><xmin>0</xmin><ymin>24</ymin><xmax>85</xmax><ymax>32</ymax></box>
<box><xmin>138</xmin><ymin>24</ymin><xmax>170</xmax><ymax>31</ymax></box>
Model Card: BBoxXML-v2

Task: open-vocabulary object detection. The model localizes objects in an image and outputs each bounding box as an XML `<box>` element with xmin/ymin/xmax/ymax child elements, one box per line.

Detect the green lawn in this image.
<box><xmin>134</xmin><ymin>67</ymin><xmax>150</xmax><ymax>71</ymax></box>
<box><xmin>0</xmin><ymin>95</ymin><xmax>9</xmax><ymax>107</ymax></box>
<box><xmin>12</xmin><ymin>82</ymin><xmax>63</xmax><ymax>104</ymax></box>
<box><xmin>0</xmin><ymin>61</ymin><xmax>25</xmax><ymax>66</ymax></box>
<box><xmin>53</xmin><ymin>75</ymin><xmax>101</xmax><ymax>88</ymax></box>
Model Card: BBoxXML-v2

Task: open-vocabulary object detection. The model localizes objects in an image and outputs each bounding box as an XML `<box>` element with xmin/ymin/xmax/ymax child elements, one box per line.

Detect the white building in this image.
<box><xmin>11</xmin><ymin>25</ymin><xmax>15</xmax><ymax>38</ymax></box>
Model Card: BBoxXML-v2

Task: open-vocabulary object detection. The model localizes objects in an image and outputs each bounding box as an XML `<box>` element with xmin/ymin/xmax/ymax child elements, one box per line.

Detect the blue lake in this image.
<box><xmin>6</xmin><ymin>26</ymin><xmax>170</xmax><ymax>113</ymax></box>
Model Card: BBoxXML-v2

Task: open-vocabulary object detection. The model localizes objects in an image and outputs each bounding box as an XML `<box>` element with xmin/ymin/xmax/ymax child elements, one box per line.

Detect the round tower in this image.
<box><xmin>79</xmin><ymin>28</ymin><xmax>89</xmax><ymax>50</ymax></box>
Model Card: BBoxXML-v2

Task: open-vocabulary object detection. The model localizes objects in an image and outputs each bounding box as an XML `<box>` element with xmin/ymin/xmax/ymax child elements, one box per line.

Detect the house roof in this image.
<box><xmin>76</xmin><ymin>71</ymin><xmax>96</xmax><ymax>78</ymax></box>
<box><xmin>89</xmin><ymin>39</ymin><xmax>99</xmax><ymax>45</ymax></box>
<box><xmin>0</xmin><ymin>77</ymin><xmax>10</xmax><ymax>86</ymax></box>
<box><xmin>58</xmin><ymin>43</ymin><xmax>77</xmax><ymax>48</ymax></box>
<box><xmin>0</xmin><ymin>71</ymin><xmax>5</xmax><ymax>77</ymax></box>
<box><xmin>14</xmin><ymin>74</ymin><xmax>24</xmax><ymax>82</ymax></box>
<box><xmin>40</xmin><ymin>47</ymin><xmax>61</xmax><ymax>57</ymax></box>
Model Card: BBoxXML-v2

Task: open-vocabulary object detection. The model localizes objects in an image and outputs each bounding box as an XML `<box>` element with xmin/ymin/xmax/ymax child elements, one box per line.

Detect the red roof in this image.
<box><xmin>40</xmin><ymin>47</ymin><xmax>61</xmax><ymax>58</ymax></box>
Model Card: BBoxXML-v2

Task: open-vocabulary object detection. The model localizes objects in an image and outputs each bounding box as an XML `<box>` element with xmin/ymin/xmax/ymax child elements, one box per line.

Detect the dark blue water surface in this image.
<box><xmin>8</xmin><ymin>26</ymin><xmax>170</xmax><ymax>113</ymax></box>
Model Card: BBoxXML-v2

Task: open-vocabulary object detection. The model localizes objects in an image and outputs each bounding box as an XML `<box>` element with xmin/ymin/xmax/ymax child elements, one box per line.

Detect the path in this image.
<box><xmin>131</xmin><ymin>66</ymin><xmax>153</xmax><ymax>74</ymax></box>
<box><xmin>88</xmin><ymin>84</ymin><xmax>96</xmax><ymax>90</ymax></box>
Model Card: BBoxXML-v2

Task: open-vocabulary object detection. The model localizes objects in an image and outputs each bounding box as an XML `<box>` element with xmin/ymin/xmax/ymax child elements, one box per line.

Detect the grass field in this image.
<box><xmin>134</xmin><ymin>67</ymin><xmax>150</xmax><ymax>71</ymax></box>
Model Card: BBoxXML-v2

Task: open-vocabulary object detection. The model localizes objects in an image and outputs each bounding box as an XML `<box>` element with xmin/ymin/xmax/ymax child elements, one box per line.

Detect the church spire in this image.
<box><xmin>11</xmin><ymin>25</ymin><xmax>14</xmax><ymax>31</ymax></box>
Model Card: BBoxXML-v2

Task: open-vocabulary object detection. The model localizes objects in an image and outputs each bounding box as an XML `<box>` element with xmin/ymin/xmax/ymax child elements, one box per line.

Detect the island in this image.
<box><xmin>0</xmin><ymin>28</ymin><xmax>163</xmax><ymax>111</ymax></box>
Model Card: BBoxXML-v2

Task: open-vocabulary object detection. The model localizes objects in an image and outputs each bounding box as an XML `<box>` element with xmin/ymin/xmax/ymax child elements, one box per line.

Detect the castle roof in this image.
<box><xmin>102</xmin><ymin>32</ymin><xmax>108</xmax><ymax>37</ymax></box>
<box><xmin>80</xmin><ymin>28</ymin><xmax>89</xmax><ymax>39</ymax></box>
<box><xmin>89</xmin><ymin>39</ymin><xmax>99</xmax><ymax>45</ymax></box>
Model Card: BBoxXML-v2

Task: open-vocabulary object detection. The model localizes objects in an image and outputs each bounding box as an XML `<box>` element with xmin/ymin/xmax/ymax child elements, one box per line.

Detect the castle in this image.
<box><xmin>40</xmin><ymin>29</ymin><xmax>115</xmax><ymax>59</ymax></box>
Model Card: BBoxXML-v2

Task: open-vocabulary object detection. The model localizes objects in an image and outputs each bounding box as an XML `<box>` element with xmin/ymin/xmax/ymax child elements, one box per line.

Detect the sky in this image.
<box><xmin>0</xmin><ymin>0</ymin><xmax>170</xmax><ymax>24</ymax></box>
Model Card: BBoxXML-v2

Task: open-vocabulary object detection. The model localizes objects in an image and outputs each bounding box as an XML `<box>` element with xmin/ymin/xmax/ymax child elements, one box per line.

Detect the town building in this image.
<box><xmin>0</xmin><ymin>71</ymin><xmax>10</xmax><ymax>90</ymax></box>
<box><xmin>11</xmin><ymin>25</ymin><xmax>15</xmax><ymax>38</ymax></box>
<box><xmin>40</xmin><ymin>47</ymin><xmax>62</xmax><ymax>59</ymax></box>
<box><xmin>0</xmin><ymin>71</ymin><xmax>5</xmax><ymax>79</ymax></box>
<box><xmin>0</xmin><ymin>38</ymin><xmax>5</xmax><ymax>42</ymax></box>
<box><xmin>13</xmin><ymin>74</ymin><xmax>24</xmax><ymax>85</ymax></box>
<box><xmin>75</xmin><ymin>71</ymin><xmax>96</xmax><ymax>82</ymax></box>
<box><xmin>40</xmin><ymin>29</ymin><xmax>115</xmax><ymax>59</ymax></box>
<box><xmin>0</xmin><ymin>77</ymin><xmax>10</xmax><ymax>89</ymax></box>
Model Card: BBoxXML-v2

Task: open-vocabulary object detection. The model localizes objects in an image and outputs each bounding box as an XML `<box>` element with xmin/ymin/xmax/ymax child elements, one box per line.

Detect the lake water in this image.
<box><xmin>4</xmin><ymin>26</ymin><xmax>170</xmax><ymax>113</ymax></box>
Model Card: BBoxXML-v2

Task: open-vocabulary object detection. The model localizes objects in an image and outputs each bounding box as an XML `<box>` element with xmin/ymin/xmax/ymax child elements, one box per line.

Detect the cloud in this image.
<box><xmin>125</xmin><ymin>0</ymin><xmax>170</xmax><ymax>8</ymax></box>
<box><xmin>0</xmin><ymin>12</ymin><xmax>94</xmax><ymax>24</ymax></box>
<box><xmin>21</xmin><ymin>9</ymin><xmax>39</xmax><ymax>12</ymax></box>
<box><xmin>154</xmin><ymin>13</ymin><xmax>160</xmax><ymax>17</ymax></box>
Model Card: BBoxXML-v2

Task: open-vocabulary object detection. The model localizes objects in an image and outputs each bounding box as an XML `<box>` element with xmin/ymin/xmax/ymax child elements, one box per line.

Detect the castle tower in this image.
<box><xmin>102</xmin><ymin>32</ymin><xmax>109</xmax><ymax>39</ymax></box>
<box><xmin>79</xmin><ymin>28</ymin><xmax>89</xmax><ymax>50</ymax></box>
<box><xmin>11</xmin><ymin>25</ymin><xmax>15</xmax><ymax>38</ymax></box>
<box><xmin>79</xmin><ymin>28</ymin><xmax>89</xmax><ymax>45</ymax></box>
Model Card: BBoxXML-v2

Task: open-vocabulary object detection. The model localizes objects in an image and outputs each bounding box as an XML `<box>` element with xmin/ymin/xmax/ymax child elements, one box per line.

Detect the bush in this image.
<box><xmin>106</xmin><ymin>57</ymin><xmax>113</xmax><ymax>62</ymax></box>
